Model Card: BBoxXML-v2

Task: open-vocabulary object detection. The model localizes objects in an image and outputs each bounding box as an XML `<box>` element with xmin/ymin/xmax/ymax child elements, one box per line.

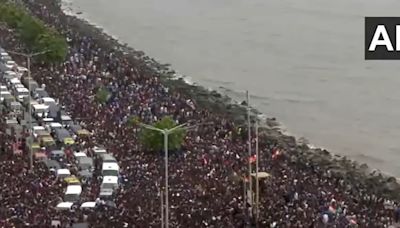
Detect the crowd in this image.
<box><xmin>0</xmin><ymin>0</ymin><xmax>399</xmax><ymax>227</ymax></box>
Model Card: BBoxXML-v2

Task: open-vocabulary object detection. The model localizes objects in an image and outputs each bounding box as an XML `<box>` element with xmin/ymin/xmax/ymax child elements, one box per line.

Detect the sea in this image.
<box><xmin>62</xmin><ymin>0</ymin><xmax>400</xmax><ymax>176</ymax></box>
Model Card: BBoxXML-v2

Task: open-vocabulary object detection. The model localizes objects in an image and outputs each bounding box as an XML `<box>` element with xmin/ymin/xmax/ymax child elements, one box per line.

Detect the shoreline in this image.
<box><xmin>27</xmin><ymin>0</ymin><xmax>400</xmax><ymax>200</ymax></box>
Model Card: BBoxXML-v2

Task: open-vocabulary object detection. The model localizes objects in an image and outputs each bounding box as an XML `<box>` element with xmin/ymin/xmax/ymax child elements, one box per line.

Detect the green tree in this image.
<box><xmin>0</xmin><ymin>2</ymin><xmax>68</xmax><ymax>63</ymax></box>
<box><xmin>34</xmin><ymin>32</ymin><xmax>68</xmax><ymax>63</ymax></box>
<box><xmin>0</xmin><ymin>4</ymin><xmax>24</xmax><ymax>28</ymax></box>
<box><xmin>139</xmin><ymin>116</ymin><xmax>186</xmax><ymax>152</ymax></box>
<box><xmin>127</xmin><ymin>115</ymin><xmax>141</xmax><ymax>126</ymax></box>
<box><xmin>18</xmin><ymin>15</ymin><xmax>45</xmax><ymax>45</ymax></box>
<box><xmin>95</xmin><ymin>87</ymin><xmax>111</xmax><ymax>104</ymax></box>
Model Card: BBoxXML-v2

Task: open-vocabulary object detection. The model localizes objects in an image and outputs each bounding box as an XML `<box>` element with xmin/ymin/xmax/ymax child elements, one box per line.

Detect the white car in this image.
<box><xmin>102</xmin><ymin>162</ymin><xmax>119</xmax><ymax>177</ymax></box>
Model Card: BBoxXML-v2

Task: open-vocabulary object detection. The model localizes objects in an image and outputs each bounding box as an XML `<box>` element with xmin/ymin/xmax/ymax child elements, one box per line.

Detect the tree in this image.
<box><xmin>0</xmin><ymin>2</ymin><xmax>68</xmax><ymax>63</ymax></box>
<box><xmin>34</xmin><ymin>32</ymin><xmax>68</xmax><ymax>63</ymax></box>
<box><xmin>18</xmin><ymin>15</ymin><xmax>45</xmax><ymax>45</ymax></box>
<box><xmin>0</xmin><ymin>4</ymin><xmax>24</xmax><ymax>28</ymax></box>
<box><xmin>127</xmin><ymin>115</ymin><xmax>140</xmax><ymax>126</ymax></box>
<box><xmin>139</xmin><ymin>116</ymin><xmax>186</xmax><ymax>152</ymax></box>
<box><xmin>95</xmin><ymin>87</ymin><xmax>111</xmax><ymax>104</ymax></box>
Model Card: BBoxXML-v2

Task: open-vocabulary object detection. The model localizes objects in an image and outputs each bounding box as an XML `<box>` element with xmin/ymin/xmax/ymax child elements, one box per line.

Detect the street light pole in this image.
<box><xmin>27</xmin><ymin>56</ymin><xmax>32</xmax><ymax>168</ymax></box>
<box><xmin>255</xmin><ymin>120</ymin><xmax>260</xmax><ymax>224</ymax></box>
<box><xmin>160</xmin><ymin>186</ymin><xmax>164</xmax><ymax>228</ymax></box>
<box><xmin>139</xmin><ymin>121</ymin><xmax>206</xmax><ymax>228</ymax></box>
<box><xmin>246</xmin><ymin>91</ymin><xmax>253</xmax><ymax>211</ymax></box>
<box><xmin>6</xmin><ymin>50</ymin><xmax>50</xmax><ymax>169</ymax></box>
<box><xmin>164</xmin><ymin>131</ymin><xmax>169</xmax><ymax>228</ymax></box>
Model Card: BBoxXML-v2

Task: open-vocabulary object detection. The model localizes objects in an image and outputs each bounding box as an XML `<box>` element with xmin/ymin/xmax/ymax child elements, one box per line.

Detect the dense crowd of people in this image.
<box><xmin>0</xmin><ymin>0</ymin><xmax>400</xmax><ymax>227</ymax></box>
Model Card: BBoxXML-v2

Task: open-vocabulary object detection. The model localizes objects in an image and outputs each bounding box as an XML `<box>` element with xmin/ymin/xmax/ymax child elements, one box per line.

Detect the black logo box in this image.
<box><xmin>365</xmin><ymin>17</ymin><xmax>400</xmax><ymax>60</ymax></box>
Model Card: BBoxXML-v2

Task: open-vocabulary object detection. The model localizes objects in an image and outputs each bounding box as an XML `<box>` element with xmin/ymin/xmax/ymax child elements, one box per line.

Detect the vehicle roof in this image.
<box><xmin>57</xmin><ymin>169</ymin><xmax>71</xmax><ymax>175</ymax></box>
<box><xmin>94</xmin><ymin>147</ymin><xmax>107</xmax><ymax>154</ymax></box>
<box><xmin>102</xmin><ymin>162</ymin><xmax>119</xmax><ymax>171</ymax></box>
<box><xmin>43</xmin><ymin>159</ymin><xmax>61</xmax><ymax>169</ymax></box>
<box><xmin>55</xmin><ymin>128</ymin><xmax>70</xmax><ymax>134</ymax></box>
<box><xmin>78</xmin><ymin>156</ymin><xmax>93</xmax><ymax>163</ymax></box>
<box><xmin>51</xmin><ymin>150</ymin><xmax>64</xmax><ymax>154</ymax></box>
<box><xmin>33</xmin><ymin>104</ymin><xmax>49</xmax><ymax>109</ymax></box>
<box><xmin>10</xmin><ymin>78</ymin><xmax>21</xmax><ymax>83</ymax></box>
<box><xmin>65</xmin><ymin>185</ymin><xmax>82</xmax><ymax>195</ymax></box>
<box><xmin>33</xmin><ymin>126</ymin><xmax>45</xmax><ymax>130</ymax></box>
<box><xmin>14</xmin><ymin>84</ymin><xmax>24</xmax><ymax>88</ymax></box>
<box><xmin>74</xmin><ymin>152</ymin><xmax>87</xmax><ymax>157</ymax></box>
<box><xmin>61</xmin><ymin>115</ymin><xmax>72</xmax><ymax>120</ymax></box>
<box><xmin>10</xmin><ymin>101</ymin><xmax>21</xmax><ymax>105</ymax></box>
<box><xmin>102</xmin><ymin>176</ymin><xmax>118</xmax><ymax>184</ymax></box>
<box><xmin>99</xmin><ymin>188</ymin><xmax>114</xmax><ymax>194</ymax></box>
<box><xmin>6</xmin><ymin>119</ymin><xmax>18</xmax><ymax>124</ymax></box>
<box><xmin>41</xmin><ymin>97</ymin><xmax>56</xmax><ymax>102</ymax></box>
<box><xmin>49</xmin><ymin>122</ymin><xmax>63</xmax><ymax>127</ymax></box>
<box><xmin>102</xmin><ymin>154</ymin><xmax>116</xmax><ymax>161</ymax></box>
<box><xmin>0</xmin><ymin>91</ymin><xmax>11</xmax><ymax>94</ymax></box>
<box><xmin>16</xmin><ymin>88</ymin><xmax>29</xmax><ymax>93</ymax></box>
<box><xmin>56</xmin><ymin>202</ymin><xmax>73</xmax><ymax>209</ymax></box>
<box><xmin>70</xmin><ymin>124</ymin><xmax>82</xmax><ymax>131</ymax></box>
<box><xmin>17</xmin><ymin>66</ymin><xmax>28</xmax><ymax>71</ymax></box>
<box><xmin>35</xmin><ymin>89</ymin><xmax>49</xmax><ymax>96</ymax></box>
<box><xmin>65</xmin><ymin>176</ymin><xmax>80</xmax><ymax>183</ymax></box>
<box><xmin>80</xmin><ymin>202</ymin><xmax>96</xmax><ymax>208</ymax></box>
<box><xmin>78</xmin><ymin>170</ymin><xmax>92</xmax><ymax>177</ymax></box>
<box><xmin>5</xmin><ymin>71</ymin><xmax>16</xmax><ymax>75</ymax></box>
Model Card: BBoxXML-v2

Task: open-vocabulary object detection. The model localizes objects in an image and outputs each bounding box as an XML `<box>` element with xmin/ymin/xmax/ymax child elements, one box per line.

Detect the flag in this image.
<box><xmin>249</xmin><ymin>155</ymin><xmax>257</xmax><ymax>163</ymax></box>
<box><xmin>202</xmin><ymin>155</ymin><xmax>208</xmax><ymax>165</ymax></box>
<box><xmin>272</xmin><ymin>148</ymin><xmax>281</xmax><ymax>160</ymax></box>
<box><xmin>328</xmin><ymin>205</ymin><xmax>336</xmax><ymax>214</ymax></box>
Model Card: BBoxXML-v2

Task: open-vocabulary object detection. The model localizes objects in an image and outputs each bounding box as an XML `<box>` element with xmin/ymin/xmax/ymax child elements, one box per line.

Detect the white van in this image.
<box><xmin>102</xmin><ymin>162</ymin><xmax>119</xmax><ymax>177</ymax></box>
<box><xmin>0</xmin><ymin>91</ymin><xmax>12</xmax><ymax>102</ymax></box>
<box><xmin>93</xmin><ymin>147</ymin><xmax>107</xmax><ymax>156</ymax></box>
<box><xmin>4</xmin><ymin>71</ymin><xmax>17</xmax><ymax>78</ymax></box>
<box><xmin>0</xmin><ymin>85</ymin><xmax>8</xmax><ymax>92</ymax></box>
<box><xmin>102</xmin><ymin>154</ymin><xmax>117</xmax><ymax>163</ymax></box>
<box><xmin>80</xmin><ymin>202</ymin><xmax>96</xmax><ymax>209</ymax></box>
<box><xmin>99</xmin><ymin>176</ymin><xmax>119</xmax><ymax>198</ymax></box>
<box><xmin>74</xmin><ymin>151</ymin><xmax>87</xmax><ymax>158</ymax></box>
<box><xmin>40</xmin><ymin>97</ymin><xmax>56</xmax><ymax>106</ymax></box>
<box><xmin>9</xmin><ymin>78</ymin><xmax>21</xmax><ymax>89</ymax></box>
<box><xmin>56</xmin><ymin>202</ymin><xmax>73</xmax><ymax>210</ymax></box>
<box><xmin>46</xmin><ymin>122</ymin><xmax>63</xmax><ymax>132</ymax></box>
<box><xmin>64</xmin><ymin>185</ymin><xmax>82</xmax><ymax>202</ymax></box>
<box><xmin>2</xmin><ymin>60</ymin><xmax>16</xmax><ymax>71</ymax></box>
<box><xmin>57</xmin><ymin>169</ymin><xmax>71</xmax><ymax>179</ymax></box>
<box><xmin>32</xmin><ymin>126</ymin><xmax>46</xmax><ymax>138</ymax></box>
<box><xmin>101</xmin><ymin>176</ymin><xmax>119</xmax><ymax>190</ymax></box>
<box><xmin>15</xmin><ymin>87</ymin><xmax>29</xmax><ymax>102</ymax></box>
<box><xmin>32</xmin><ymin>103</ymin><xmax>49</xmax><ymax>117</ymax></box>
<box><xmin>42</xmin><ymin>117</ymin><xmax>55</xmax><ymax>125</ymax></box>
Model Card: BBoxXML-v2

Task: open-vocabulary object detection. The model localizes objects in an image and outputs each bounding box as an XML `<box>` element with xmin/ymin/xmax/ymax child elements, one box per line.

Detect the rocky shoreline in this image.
<box><xmin>30</xmin><ymin>0</ymin><xmax>400</xmax><ymax>200</ymax></box>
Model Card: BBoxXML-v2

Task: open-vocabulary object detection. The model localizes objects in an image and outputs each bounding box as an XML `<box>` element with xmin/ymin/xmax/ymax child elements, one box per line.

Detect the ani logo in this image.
<box><xmin>365</xmin><ymin>17</ymin><xmax>400</xmax><ymax>60</ymax></box>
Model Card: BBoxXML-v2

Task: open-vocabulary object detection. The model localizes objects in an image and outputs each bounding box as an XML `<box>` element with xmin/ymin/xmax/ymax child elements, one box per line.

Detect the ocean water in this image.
<box><xmin>65</xmin><ymin>0</ymin><xmax>400</xmax><ymax>176</ymax></box>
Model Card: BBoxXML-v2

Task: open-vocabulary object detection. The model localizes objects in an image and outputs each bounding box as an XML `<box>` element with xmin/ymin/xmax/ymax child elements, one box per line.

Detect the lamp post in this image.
<box><xmin>255</xmin><ymin>119</ymin><xmax>260</xmax><ymax>224</ymax></box>
<box><xmin>6</xmin><ymin>49</ymin><xmax>50</xmax><ymax>169</ymax></box>
<box><xmin>139</xmin><ymin>121</ymin><xmax>208</xmax><ymax>228</ymax></box>
<box><xmin>246</xmin><ymin>91</ymin><xmax>253</xmax><ymax>211</ymax></box>
<box><xmin>159</xmin><ymin>185</ymin><xmax>164</xmax><ymax>228</ymax></box>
